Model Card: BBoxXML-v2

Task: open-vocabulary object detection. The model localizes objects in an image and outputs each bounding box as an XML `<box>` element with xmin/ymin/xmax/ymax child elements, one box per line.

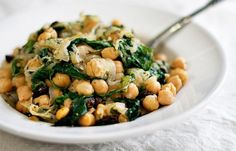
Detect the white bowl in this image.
<box><xmin>0</xmin><ymin>0</ymin><xmax>226</xmax><ymax>144</ymax></box>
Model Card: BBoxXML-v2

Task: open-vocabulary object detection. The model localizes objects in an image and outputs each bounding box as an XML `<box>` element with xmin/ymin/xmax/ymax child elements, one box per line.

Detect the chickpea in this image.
<box><xmin>51</xmin><ymin>88</ymin><xmax>63</xmax><ymax>99</ymax></box>
<box><xmin>79</xmin><ymin>112</ymin><xmax>96</xmax><ymax>126</ymax></box>
<box><xmin>108</xmin><ymin>30</ymin><xmax>122</xmax><ymax>42</ymax></box>
<box><xmin>158</xmin><ymin>89</ymin><xmax>175</xmax><ymax>105</ymax></box>
<box><xmin>116</xmin><ymin>73</ymin><xmax>124</xmax><ymax>80</ymax></box>
<box><xmin>86</xmin><ymin>58</ymin><xmax>107</xmax><ymax>78</ymax></box>
<box><xmin>0</xmin><ymin>68</ymin><xmax>11</xmax><ymax>79</ymax></box>
<box><xmin>64</xmin><ymin>98</ymin><xmax>72</xmax><ymax>108</ymax></box>
<box><xmin>144</xmin><ymin>76</ymin><xmax>161</xmax><ymax>94</ymax></box>
<box><xmin>45</xmin><ymin>79</ymin><xmax>52</xmax><ymax>87</ymax></box>
<box><xmin>29</xmin><ymin>116</ymin><xmax>39</xmax><ymax>121</ymax></box>
<box><xmin>94</xmin><ymin>104</ymin><xmax>106</xmax><ymax>120</ymax></box>
<box><xmin>154</xmin><ymin>53</ymin><xmax>167</xmax><ymax>61</ymax></box>
<box><xmin>52</xmin><ymin>73</ymin><xmax>71</xmax><ymax>88</ymax></box>
<box><xmin>142</xmin><ymin>95</ymin><xmax>159</xmax><ymax>112</ymax></box>
<box><xmin>112</xmin><ymin>19</ymin><xmax>122</xmax><ymax>26</ymax></box>
<box><xmin>12</xmin><ymin>74</ymin><xmax>26</xmax><ymax>88</ymax></box>
<box><xmin>170</xmin><ymin>68</ymin><xmax>188</xmax><ymax>85</ymax></box>
<box><xmin>101</xmin><ymin>47</ymin><xmax>119</xmax><ymax>60</ymax></box>
<box><xmin>118</xmin><ymin>114</ymin><xmax>129</xmax><ymax>123</ymax></box>
<box><xmin>0</xmin><ymin>78</ymin><xmax>12</xmax><ymax>93</ymax></box>
<box><xmin>124</xmin><ymin>83</ymin><xmax>139</xmax><ymax>99</ymax></box>
<box><xmin>167</xmin><ymin>75</ymin><xmax>182</xmax><ymax>92</ymax></box>
<box><xmin>82</xmin><ymin>16</ymin><xmax>100</xmax><ymax>33</ymax></box>
<box><xmin>2</xmin><ymin>61</ymin><xmax>11</xmax><ymax>70</ymax></box>
<box><xmin>76</xmin><ymin>80</ymin><xmax>94</xmax><ymax>96</ymax></box>
<box><xmin>16</xmin><ymin>85</ymin><xmax>32</xmax><ymax>101</ymax></box>
<box><xmin>37</xmin><ymin>27</ymin><xmax>57</xmax><ymax>41</ymax></box>
<box><xmin>56</xmin><ymin>106</ymin><xmax>70</xmax><ymax>120</ymax></box>
<box><xmin>33</xmin><ymin>95</ymin><xmax>50</xmax><ymax>107</ymax></box>
<box><xmin>16</xmin><ymin>101</ymin><xmax>28</xmax><ymax>113</ymax></box>
<box><xmin>27</xmin><ymin>58</ymin><xmax>42</xmax><ymax>70</ymax></box>
<box><xmin>69</xmin><ymin>80</ymin><xmax>79</xmax><ymax>92</ymax></box>
<box><xmin>171</xmin><ymin>57</ymin><xmax>187</xmax><ymax>70</ymax></box>
<box><xmin>91</xmin><ymin>79</ymin><xmax>108</xmax><ymax>94</ymax></box>
<box><xmin>114</xmin><ymin>61</ymin><xmax>124</xmax><ymax>73</ymax></box>
<box><xmin>162</xmin><ymin>83</ymin><xmax>176</xmax><ymax>96</ymax></box>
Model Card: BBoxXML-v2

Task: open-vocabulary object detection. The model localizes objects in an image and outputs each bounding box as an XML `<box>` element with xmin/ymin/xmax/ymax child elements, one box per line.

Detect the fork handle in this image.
<box><xmin>149</xmin><ymin>0</ymin><xmax>224</xmax><ymax>48</ymax></box>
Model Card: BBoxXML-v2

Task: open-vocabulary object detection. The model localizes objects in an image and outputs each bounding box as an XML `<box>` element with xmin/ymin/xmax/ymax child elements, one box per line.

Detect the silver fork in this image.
<box><xmin>147</xmin><ymin>0</ymin><xmax>224</xmax><ymax>49</ymax></box>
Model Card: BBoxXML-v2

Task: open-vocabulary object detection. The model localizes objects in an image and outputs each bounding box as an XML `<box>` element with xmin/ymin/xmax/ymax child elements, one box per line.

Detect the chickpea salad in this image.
<box><xmin>0</xmin><ymin>14</ymin><xmax>188</xmax><ymax>126</ymax></box>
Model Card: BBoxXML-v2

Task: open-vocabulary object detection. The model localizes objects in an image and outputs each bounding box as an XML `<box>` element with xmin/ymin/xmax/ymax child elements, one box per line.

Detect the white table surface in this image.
<box><xmin>0</xmin><ymin>0</ymin><xmax>236</xmax><ymax>150</ymax></box>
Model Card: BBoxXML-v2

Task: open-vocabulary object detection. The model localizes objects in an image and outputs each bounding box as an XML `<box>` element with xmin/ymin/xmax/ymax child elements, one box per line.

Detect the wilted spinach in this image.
<box><xmin>54</xmin><ymin>95</ymin><xmax>90</xmax><ymax>126</ymax></box>
<box><xmin>117</xmin><ymin>37</ymin><xmax>153</xmax><ymax>70</ymax></box>
<box><xmin>23</xmin><ymin>40</ymin><xmax>36</xmax><ymax>53</ymax></box>
<box><xmin>149</xmin><ymin>61</ymin><xmax>169</xmax><ymax>84</ymax></box>
<box><xmin>104</xmin><ymin>75</ymin><xmax>134</xmax><ymax>97</ymax></box>
<box><xmin>31</xmin><ymin>65</ymin><xmax>54</xmax><ymax>92</ymax></box>
<box><xmin>38</xmin><ymin>48</ymin><xmax>52</xmax><ymax>64</ymax></box>
<box><xmin>67</xmin><ymin>38</ymin><xmax>112</xmax><ymax>51</ymax></box>
<box><xmin>53</xmin><ymin>62</ymin><xmax>89</xmax><ymax>80</ymax></box>
<box><xmin>11</xmin><ymin>58</ymin><xmax>23</xmax><ymax>77</ymax></box>
<box><xmin>114</xmin><ymin>98</ymin><xmax>141</xmax><ymax>121</ymax></box>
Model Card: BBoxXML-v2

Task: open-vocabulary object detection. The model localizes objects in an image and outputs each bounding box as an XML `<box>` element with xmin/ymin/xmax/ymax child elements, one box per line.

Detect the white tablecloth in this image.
<box><xmin>0</xmin><ymin>0</ymin><xmax>236</xmax><ymax>150</ymax></box>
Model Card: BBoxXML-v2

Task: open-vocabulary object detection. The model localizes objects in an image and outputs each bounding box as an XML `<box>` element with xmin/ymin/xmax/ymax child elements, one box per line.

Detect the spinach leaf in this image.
<box><xmin>126</xmin><ymin>99</ymin><xmax>141</xmax><ymax>121</ymax></box>
<box><xmin>117</xmin><ymin>37</ymin><xmax>153</xmax><ymax>70</ymax></box>
<box><xmin>38</xmin><ymin>48</ymin><xmax>52</xmax><ymax>64</ymax></box>
<box><xmin>54</xmin><ymin>95</ymin><xmax>89</xmax><ymax>126</ymax></box>
<box><xmin>104</xmin><ymin>75</ymin><xmax>134</xmax><ymax>97</ymax></box>
<box><xmin>53</xmin><ymin>62</ymin><xmax>89</xmax><ymax>80</ymax></box>
<box><xmin>149</xmin><ymin>61</ymin><xmax>169</xmax><ymax>84</ymax></box>
<box><xmin>31</xmin><ymin>65</ymin><xmax>54</xmax><ymax>92</ymax></box>
<box><xmin>54</xmin><ymin>95</ymin><xmax>69</xmax><ymax>105</ymax></box>
<box><xmin>50</xmin><ymin>21</ymin><xmax>65</xmax><ymax>34</ymax></box>
<box><xmin>23</xmin><ymin>40</ymin><xmax>36</xmax><ymax>53</ymax></box>
<box><xmin>67</xmin><ymin>38</ymin><xmax>112</xmax><ymax>51</ymax></box>
<box><xmin>11</xmin><ymin>58</ymin><xmax>23</xmax><ymax>77</ymax></box>
<box><xmin>114</xmin><ymin>98</ymin><xmax>141</xmax><ymax>121</ymax></box>
<box><xmin>38</xmin><ymin>48</ymin><xmax>50</xmax><ymax>58</ymax></box>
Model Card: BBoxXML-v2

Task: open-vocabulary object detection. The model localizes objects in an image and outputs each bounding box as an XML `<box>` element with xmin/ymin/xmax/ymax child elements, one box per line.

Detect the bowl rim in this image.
<box><xmin>0</xmin><ymin>0</ymin><xmax>227</xmax><ymax>144</ymax></box>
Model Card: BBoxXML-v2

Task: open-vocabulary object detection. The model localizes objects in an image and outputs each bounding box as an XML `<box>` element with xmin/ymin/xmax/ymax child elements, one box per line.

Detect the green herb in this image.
<box><xmin>117</xmin><ymin>37</ymin><xmax>153</xmax><ymax>70</ymax></box>
<box><xmin>54</xmin><ymin>95</ymin><xmax>69</xmax><ymax>105</ymax></box>
<box><xmin>53</xmin><ymin>62</ymin><xmax>89</xmax><ymax>80</ymax></box>
<box><xmin>38</xmin><ymin>48</ymin><xmax>50</xmax><ymax>58</ymax></box>
<box><xmin>23</xmin><ymin>40</ymin><xmax>36</xmax><ymax>53</ymax></box>
<box><xmin>38</xmin><ymin>48</ymin><xmax>52</xmax><ymax>64</ymax></box>
<box><xmin>11</xmin><ymin>58</ymin><xmax>23</xmax><ymax>77</ymax></box>
<box><xmin>50</xmin><ymin>21</ymin><xmax>65</xmax><ymax>34</ymax></box>
<box><xmin>31</xmin><ymin>61</ymin><xmax>89</xmax><ymax>93</ymax></box>
<box><xmin>114</xmin><ymin>98</ymin><xmax>141</xmax><ymax>121</ymax></box>
<box><xmin>149</xmin><ymin>61</ymin><xmax>169</xmax><ymax>84</ymax></box>
<box><xmin>31</xmin><ymin>65</ymin><xmax>54</xmax><ymax>92</ymax></box>
<box><xmin>104</xmin><ymin>75</ymin><xmax>134</xmax><ymax>97</ymax></box>
<box><xmin>67</xmin><ymin>38</ymin><xmax>112</xmax><ymax>51</ymax></box>
<box><xmin>54</xmin><ymin>95</ymin><xmax>89</xmax><ymax>126</ymax></box>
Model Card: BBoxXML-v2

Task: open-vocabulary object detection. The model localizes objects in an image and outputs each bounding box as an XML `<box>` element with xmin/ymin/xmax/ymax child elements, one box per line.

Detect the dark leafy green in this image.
<box><xmin>114</xmin><ymin>98</ymin><xmax>141</xmax><ymax>121</ymax></box>
<box><xmin>38</xmin><ymin>48</ymin><xmax>52</xmax><ymax>64</ymax></box>
<box><xmin>117</xmin><ymin>37</ymin><xmax>153</xmax><ymax>70</ymax></box>
<box><xmin>23</xmin><ymin>40</ymin><xmax>36</xmax><ymax>53</ymax></box>
<box><xmin>149</xmin><ymin>61</ymin><xmax>169</xmax><ymax>84</ymax></box>
<box><xmin>54</xmin><ymin>95</ymin><xmax>89</xmax><ymax>126</ymax></box>
<box><xmin>31</xmin><ymin>65</ymin><xmax>54</xmax><ymax>92</ymax></box>
<box><xmin>11</xmin><ymin>58</ymin><xmax>23</xmax><ymax>77</ymax></box>
<box><xmin>53</xmin><ymin>62</ymin><xmax>89</xmax><ymax>80</ymax></box>
<box><xmin>54</xmin><ymin>95</ymin><xmax>69</xmax><ymax>105</ymax></box>
<box><xmin>50</xmin><ymin>21</ymin><xmax>66</xmax><ymax>34</ymax></box>
<box><xmin>104</xmin><ymin>75</ymin><xmax>134</xmax><ymax>97</ymax></box>
<box><xmin>67</xmin><ymin>38</ymin><xmax>112</xmax><ymax>51</ymax></box>
<box><xmin>38</xmin><ymin>48</ymin><xmax>50</xmax><ymax>58</ymax></box>
<box><xmin>32</xmin><ymin>61</ymin><xmax>89</xmax><ymax>92</ymax></box>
